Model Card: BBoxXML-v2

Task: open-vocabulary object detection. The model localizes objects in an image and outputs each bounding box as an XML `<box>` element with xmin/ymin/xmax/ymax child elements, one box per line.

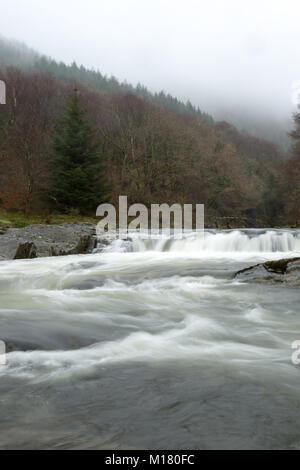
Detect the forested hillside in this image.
<box><xmin>0</xmin><ymin>37</ymin><xmax>213</xmax><ymax>124</ymax></box>
<box><xmin>0</xmin><ymin>37</ymin><xmax>296</xmax><ymax>227</ymax></box>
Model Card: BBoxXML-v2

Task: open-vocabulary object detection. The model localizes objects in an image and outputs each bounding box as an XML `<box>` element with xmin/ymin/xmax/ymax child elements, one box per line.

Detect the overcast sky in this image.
<box><xmin>1</xmin><ymin>0</ymin><xmax>300</xmax><ymax>121</ymax></box>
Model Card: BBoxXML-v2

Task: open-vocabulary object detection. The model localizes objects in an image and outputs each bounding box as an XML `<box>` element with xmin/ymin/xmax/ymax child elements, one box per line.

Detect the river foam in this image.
<box><xmin>1</xmin><ymin>229</ymin><xmax>300</xmax><ymax>449</ymax></box>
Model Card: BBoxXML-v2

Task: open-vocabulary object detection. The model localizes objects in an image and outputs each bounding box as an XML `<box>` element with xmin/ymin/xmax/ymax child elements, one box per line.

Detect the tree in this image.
<box><xmin>0</xmin><ymin>68</ymin><xmax>56</xmax><ymax>213</ymax></box>
<box><xmin>48</xmin><ymin>88</ymin><xmax>108</xmax><ymax>214</ymax></box>
<box><xmin>280</xmin><ymin>107</ymin><xmax>300</xmax><ymax>225</ymax></box>
<box><xmin>290</xmin><ymin>108</ymin><xmax>300</xmax><ymax>150</ymax></box>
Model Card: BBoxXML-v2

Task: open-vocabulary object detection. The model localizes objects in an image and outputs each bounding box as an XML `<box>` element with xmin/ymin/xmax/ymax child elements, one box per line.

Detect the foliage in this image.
<box><xmin>0</xmin><ymin>45</ymin><xmax>287</xmax><ymax>225</ymax></box>
<box><xmin>48</xmin><ymin>89</ymin><xmax>108</xmax><ymax>214</ymax></box>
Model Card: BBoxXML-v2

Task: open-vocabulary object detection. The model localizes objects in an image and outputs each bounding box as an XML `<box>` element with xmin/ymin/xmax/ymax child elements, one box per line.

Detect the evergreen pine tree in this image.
<box><xmin>49</xmin><ymin>88</ymin><xmax>108</xmax><ymax>214</ymax></box>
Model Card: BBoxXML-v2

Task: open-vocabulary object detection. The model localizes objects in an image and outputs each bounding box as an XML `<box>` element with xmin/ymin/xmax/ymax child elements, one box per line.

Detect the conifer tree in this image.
<box><xmin>49</xmin><ymin>88</ymin><xmax>108</xmax><ymax>214</ymax></box>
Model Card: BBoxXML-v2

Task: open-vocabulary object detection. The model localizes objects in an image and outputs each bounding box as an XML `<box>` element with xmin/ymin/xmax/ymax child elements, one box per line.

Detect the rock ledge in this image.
<box><xmin>234</xmin><ymin>257</ymin><xmax>300</xmax><ymax>285</ymax></box>
<box><xmin>0</xmin><ymin>224</ymin><xmax>97</xmax><ymax>260</ymax></box>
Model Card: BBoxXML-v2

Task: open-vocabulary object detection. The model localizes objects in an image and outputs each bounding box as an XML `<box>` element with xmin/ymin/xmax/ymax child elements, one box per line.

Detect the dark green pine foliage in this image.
<box><xmin>49</xmin><ymin>89</ymin><xmax>108</xmax><ymax>214</ymax></box>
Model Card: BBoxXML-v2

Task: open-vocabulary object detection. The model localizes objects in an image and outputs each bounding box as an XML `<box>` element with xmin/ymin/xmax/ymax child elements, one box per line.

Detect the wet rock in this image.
<box><xmin>66</xmin><ymin>278</ymin><xmax>106</xmax><ymax>290</ymax></box>
<box><xmin>5</xmin><ymin>340</ymin><xmax>41</xmax><ymax>352</ymax></box>
<box><xmin>234</xmin><ymin>257</ymin><xmax>300</xmax><ymax>285</ymax></box>
<box><xmin>14</xmin><ymin>242</ymin><xmax>37</xmax><ymax>259</ymax></box>
<box><xmin>0</xmin><ymin>224</ymin><xmax>97</xmax><ymax>261</ymax></box>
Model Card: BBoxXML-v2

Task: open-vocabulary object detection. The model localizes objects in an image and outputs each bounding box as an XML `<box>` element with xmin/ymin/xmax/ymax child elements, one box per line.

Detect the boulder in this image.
<box><xmin>0</xmin><ymin>224</ymin><xmax>97</xmax><ymax>261</ymax></box>
<box><xmin>234</xmin><ymin>257</ymin><xmax>300</xmax><ymax>285</ymax></box>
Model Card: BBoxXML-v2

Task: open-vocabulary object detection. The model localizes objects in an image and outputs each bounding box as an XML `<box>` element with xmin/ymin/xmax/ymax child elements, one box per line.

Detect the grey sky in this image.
<box><xmin>1</xmin><ymin>0</ymin><xmax>300</xmax><ymax>122</ymax></box>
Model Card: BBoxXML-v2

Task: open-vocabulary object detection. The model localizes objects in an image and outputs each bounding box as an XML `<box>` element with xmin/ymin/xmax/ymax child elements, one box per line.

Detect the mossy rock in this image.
<box><xmin>263</xmin><ymin>258</ymin><xmax>300</xmax><ymax>274</ymax></box>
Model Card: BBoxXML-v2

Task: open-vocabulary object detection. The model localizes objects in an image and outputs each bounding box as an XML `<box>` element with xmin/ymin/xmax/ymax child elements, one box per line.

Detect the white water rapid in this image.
<box><xmin>1</xmin><ymin>229</ymin><xmax>300</xmax><ymax>449</ymax></box>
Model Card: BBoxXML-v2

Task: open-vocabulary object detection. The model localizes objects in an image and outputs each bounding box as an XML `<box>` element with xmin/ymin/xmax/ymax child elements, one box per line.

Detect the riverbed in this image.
<box><xmin>1</xmin><ymin>229</ymin><xmax>300</xmax><ymax>449</ymax></box>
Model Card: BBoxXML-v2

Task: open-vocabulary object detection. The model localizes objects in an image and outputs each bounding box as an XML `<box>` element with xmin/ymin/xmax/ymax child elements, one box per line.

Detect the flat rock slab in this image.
<box><xmin>234</xmin><ymin>257</ymin><xmax>300</xmax><ymax>285</ymax></box>
<box><xmin>0</xmin><ymin>224</ymin><xmax>97</xmax><ymax>260</ymax></box>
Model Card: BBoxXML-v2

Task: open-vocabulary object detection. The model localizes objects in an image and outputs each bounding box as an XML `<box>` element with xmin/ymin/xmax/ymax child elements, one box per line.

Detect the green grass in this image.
<box><xmin>0</xmin><ymin>209</ymin><xmax>98</xmax><ymax>228</ymax></box>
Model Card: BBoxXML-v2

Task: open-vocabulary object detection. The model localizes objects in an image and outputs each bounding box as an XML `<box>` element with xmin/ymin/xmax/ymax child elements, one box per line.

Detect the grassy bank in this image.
<box><xmin>0</xmin><ymin>209</ymin><xmax>98</xmax><ymax>228</ymax></box>
<box><xmin>0</xmin><ymin>208</ymin><xmax>294</xmax><ymax>230</ymax></box>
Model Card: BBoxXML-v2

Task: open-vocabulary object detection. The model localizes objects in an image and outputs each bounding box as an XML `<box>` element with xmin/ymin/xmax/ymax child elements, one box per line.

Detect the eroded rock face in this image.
<box><xmin>234</xmin><ymin>257</ymin><xmax>300</xmax><ymax>285</ymax></box>
<box><xmin>0</xmin><ymin>224</ymin><xmax>97</xmax><ymax>260</ymax></box>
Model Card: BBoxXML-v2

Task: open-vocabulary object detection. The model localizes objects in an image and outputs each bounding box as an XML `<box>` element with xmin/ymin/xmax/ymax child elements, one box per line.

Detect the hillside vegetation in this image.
<box><xmin>1</xmin><ymin>37</ymin><xmax>296</xmax><ymax>227</ymax></box>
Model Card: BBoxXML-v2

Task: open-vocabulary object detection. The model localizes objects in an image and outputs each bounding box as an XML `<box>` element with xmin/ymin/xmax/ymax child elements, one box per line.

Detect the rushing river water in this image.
<box><xmin>1</xmin><ymin>229</ymin><xmax>300</xmax><ymax>449</ymax></box>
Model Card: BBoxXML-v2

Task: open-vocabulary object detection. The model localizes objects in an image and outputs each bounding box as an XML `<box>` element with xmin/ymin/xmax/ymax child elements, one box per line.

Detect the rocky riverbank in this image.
<box><xmin>235</xmin><ymin>257</ymin><xmax>300</xmax><ymax>285</ymax></box>
<box><xmin>0</xmin><ymin>224</ymin><xmax>97</xmax><ymax>260</ymax></box>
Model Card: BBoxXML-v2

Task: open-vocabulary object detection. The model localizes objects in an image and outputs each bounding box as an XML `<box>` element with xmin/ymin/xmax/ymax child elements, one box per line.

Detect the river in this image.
<box><xmin>0</xmin><ymin>229</ymin><xmax>300</xmax><ymax>449</ymax></box>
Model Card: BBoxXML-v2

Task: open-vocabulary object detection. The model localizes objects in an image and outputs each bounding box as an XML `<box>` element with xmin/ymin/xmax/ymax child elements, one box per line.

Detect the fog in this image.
<box><xmin>1</xmin><ymin>0</ymin><xmax>300</xmax><ymax>137</ymax></box>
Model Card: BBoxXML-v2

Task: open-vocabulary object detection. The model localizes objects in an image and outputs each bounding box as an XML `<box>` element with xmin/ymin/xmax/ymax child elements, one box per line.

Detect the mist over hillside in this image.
<box><xmin>0</xmin><ymin>37</ymin><xmax>213</xmax><ymax>124</ymax></box>
<box><xmin>213</xmin><ymin>108</ymin><xmax>292</xmax><ymax>153</ymax></box>
<box><xmin>0</xmin><ymin>36</ymin><xmax>292</xmax><ymax>151</ymax></box>
<box><xmin>0</xmin><ymin>36</ymin><xmax>38</xmax><ymax>68</ymax></box>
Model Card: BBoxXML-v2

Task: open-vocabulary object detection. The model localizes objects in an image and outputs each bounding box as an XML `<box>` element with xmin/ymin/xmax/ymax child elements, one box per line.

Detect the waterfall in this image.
<box><xmin>97</xmin><ymin>229</ymin><xmax>300</xmax><ymax>254</ymax></box>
